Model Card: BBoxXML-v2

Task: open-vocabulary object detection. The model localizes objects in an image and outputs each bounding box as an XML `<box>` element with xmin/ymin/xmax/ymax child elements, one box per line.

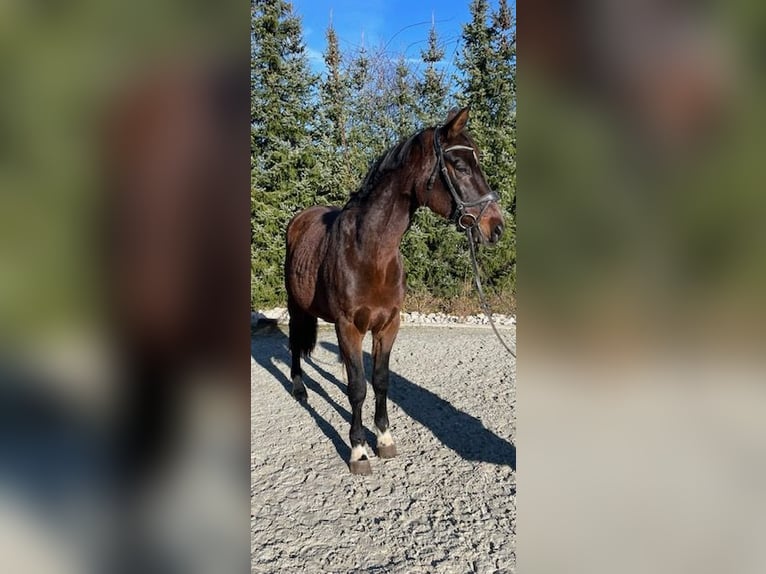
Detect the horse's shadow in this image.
<box><xmin>251</xmin><ymin>325</ymin><xmax>374</xmax><ymax>463</ymax></box>
<box><xmin>251</xmin><ymin>325</ymin><xmax>515</xmax><ymax>470</ymax></box>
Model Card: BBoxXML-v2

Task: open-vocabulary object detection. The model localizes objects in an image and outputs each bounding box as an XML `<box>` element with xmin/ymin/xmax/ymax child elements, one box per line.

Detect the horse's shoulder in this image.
<box><xmin>290</xmin><ymin>204</ymin><xmax>334</xmax><ymax>223</ymax></box>
<box><xmin>288</xmin><ymin>205</ymin><xmax>340</xmax><ymax>234</ymax></box>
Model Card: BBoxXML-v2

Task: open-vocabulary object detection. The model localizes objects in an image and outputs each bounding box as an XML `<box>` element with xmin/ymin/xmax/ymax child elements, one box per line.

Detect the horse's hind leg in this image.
<box><xmin>372</xmin><ymin>314</ymin><xmax>400</xmax><ymax>459</ymax></box>
<box><xmin>336</xmin><ymin>318</ymin><xmax>371</xmax><ymax>475</ymax></box>
<box><xmin>287</xmin><ymin>300</ymin><xmax>317</xmax><ymax>402</ymax></box>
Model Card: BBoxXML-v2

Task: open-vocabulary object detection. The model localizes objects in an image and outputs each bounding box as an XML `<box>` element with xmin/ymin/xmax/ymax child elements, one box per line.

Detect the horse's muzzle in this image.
<box><xmin>479</xmin><ymin>202</ymin><xmax>505</xmax><ymax>245</ymax></box>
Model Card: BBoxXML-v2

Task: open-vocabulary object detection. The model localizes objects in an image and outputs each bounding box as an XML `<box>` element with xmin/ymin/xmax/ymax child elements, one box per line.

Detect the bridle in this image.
<box><xmin>425</xmin><ymin>126</ymin><xmax>499</xmax><ymax>238</ymax></box>
<box><xmin>424</xmin><ymin>125</ymin><xmax>516</xmax><ymax>358</ymax></box>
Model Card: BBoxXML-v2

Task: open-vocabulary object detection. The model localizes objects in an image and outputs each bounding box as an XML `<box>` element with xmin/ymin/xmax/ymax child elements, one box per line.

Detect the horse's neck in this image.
<box><xmin>352</xmin><ymin>177</ymin><xmax>415</xmax><ymax>255</ymax></box>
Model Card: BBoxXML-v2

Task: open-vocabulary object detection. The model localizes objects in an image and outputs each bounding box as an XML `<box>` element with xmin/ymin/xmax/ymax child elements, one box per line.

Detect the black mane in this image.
<box><xmin>345</xmin><ymin>130</ymin><xmax>423</xmax><ymax>207</ymax></box>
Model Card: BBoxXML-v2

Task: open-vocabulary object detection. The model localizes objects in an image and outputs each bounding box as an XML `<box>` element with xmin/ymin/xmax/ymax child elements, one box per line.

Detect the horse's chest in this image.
<box><xmin>321</xmin><ymin>250</ymin><xmax>405</xmax><ymax>327</ymax></box>
<box><xmin>362</xmin><ymin>257</ymin><xmax>404</xmax><ymax>300</ymax></box>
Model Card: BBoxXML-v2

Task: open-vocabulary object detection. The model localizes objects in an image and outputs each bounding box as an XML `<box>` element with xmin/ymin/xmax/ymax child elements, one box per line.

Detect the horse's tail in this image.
<box><xmin>288</xmin><ymin>304</ymin><xmax>318</xmax><ymax>358</ymax></box>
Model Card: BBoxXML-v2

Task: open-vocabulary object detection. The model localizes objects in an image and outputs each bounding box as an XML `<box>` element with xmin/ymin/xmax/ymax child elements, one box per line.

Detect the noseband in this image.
<box><xmin>425</xmin><ymin>126</ymin><xmax>499</xmax><ymax>234</ymax></box>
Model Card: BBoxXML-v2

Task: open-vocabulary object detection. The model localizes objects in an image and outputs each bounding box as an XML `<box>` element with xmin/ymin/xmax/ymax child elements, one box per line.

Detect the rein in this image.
<box><xmin>426</xmin><ymin>126</ymin><xmax>517</xmax><ymax>358</ymax></box>
<box><xmin>466</xmin><ymin>226</ymin><xmax>517</xmax><ymax>358</ymax></box>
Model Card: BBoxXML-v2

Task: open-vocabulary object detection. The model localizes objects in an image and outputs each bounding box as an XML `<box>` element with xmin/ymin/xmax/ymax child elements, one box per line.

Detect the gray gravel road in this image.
<box><xmin>251</xmin><ymin>324</ymin><xmax>516</xmax><ymax>574</ymax></box>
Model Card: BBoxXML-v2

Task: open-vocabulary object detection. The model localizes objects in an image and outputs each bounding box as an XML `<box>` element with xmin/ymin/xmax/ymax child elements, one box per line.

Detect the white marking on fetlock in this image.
<box><xmin>350</xmin><ymin>444</ymin><xmax>369</xmax><ymax>462</ymax></box>
<box><xmin>375</xmin><ymin>428</ymin><xmax>394</xmax><ymax>447</ymax></box>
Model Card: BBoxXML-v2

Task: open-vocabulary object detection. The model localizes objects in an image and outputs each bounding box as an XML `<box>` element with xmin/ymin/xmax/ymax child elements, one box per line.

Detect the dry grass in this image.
<box><xmin>404</xmin><ymin>289</ymin><xmax>516</xmax><ymax>316</ymax></box>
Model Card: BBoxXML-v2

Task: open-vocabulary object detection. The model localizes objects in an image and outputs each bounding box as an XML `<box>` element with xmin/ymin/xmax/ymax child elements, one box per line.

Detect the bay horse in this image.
<box><xmin>284</xmin><ymin>107</ymin><xmax>505</xmax><ymax>475</ymax></box>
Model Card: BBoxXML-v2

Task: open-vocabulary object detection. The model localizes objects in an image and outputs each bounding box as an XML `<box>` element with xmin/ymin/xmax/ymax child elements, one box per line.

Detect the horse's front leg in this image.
<box><xmin>336</xmin><ymin>319</ymin><xmax>370</xmax><ymax>475</ymax></box>
<box><xmin>372</xmin><ymin>314</ymin><xmax>400</xmax><ymax>459</ymax></box>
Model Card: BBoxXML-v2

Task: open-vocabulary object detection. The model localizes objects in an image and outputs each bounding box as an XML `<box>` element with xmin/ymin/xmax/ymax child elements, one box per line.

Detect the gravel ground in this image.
<box><xmin>251</xmin><ymin>323</ymin><xmax>516</xmax><ymax>574</ymax></box>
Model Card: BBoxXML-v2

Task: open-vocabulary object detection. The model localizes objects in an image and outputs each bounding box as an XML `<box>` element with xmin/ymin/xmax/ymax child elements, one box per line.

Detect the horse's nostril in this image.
<box><xmin>493</xmin><ymin>224</ymin><xmax>504</xmax><ymax>241</ymax></box>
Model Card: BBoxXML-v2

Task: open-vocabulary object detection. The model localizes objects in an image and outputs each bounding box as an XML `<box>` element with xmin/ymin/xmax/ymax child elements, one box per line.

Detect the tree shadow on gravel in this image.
<box><xmin>250</xmin><ymin>326</ymin><xmax>375</xmax><ymax>462</ymax></box>
<box><xmin>251</xmin><ymin>325</ymin><xmax>515</xmax><ymax>470</ymax></box>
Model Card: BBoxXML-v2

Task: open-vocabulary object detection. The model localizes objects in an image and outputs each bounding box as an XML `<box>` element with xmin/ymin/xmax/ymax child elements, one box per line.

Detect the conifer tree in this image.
<box><xmin>457</xmin><ymin>0</ymin><xmax>493</xmax><ymax>130</ymax></box>
<box><xmin>250</xmin><ymin>0</ymin><xmax>317</xmax><ymax>307</ymax></box>
<box><xmin>316</xmin><ymin>19</ymin><xmax>355</xmax><ymax>203</ymax></box>
<box><xmin>321</xmin><ymin>20</ymin><xmax>348</xmax><ymax>151</ymax></box>
<box><xmin>489</xmin><ymin>0</ymin><xmax>516</xmax><ymax>215</ymax></box>
<box><xmin>392</xmin><ymin>54</ymin><xmax>417</xmax><ymax>138</ymax></box>
<box><xmin>418</xmin><ymin>18</ymin><xmax>449</xmax><ymax>126</ymax></box>
<box><xmin>457</xmin><ymin>0</ymin><xmax>516</xmax><ymax>202</ymax></box>
<box><xmin>345</xmin><ymin>39</ymin><xmax>393</xmax><ymax>179</ymax></box>
<box><xmin>456</xmin><ymin>0</ymin><xmax>516</xmax><ymax>297</ymax></box>
<box><xmin>350</xmin><ymin>37</ymin><xmax>369</xmax><ymax>92</ymax></box>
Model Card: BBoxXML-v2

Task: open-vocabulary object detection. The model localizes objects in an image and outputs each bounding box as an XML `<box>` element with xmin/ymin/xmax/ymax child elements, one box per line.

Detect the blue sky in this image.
<box><xmin>290</xmin><ymin>0</ymin><xmax>485</xmax><ymax>78</ymax></box>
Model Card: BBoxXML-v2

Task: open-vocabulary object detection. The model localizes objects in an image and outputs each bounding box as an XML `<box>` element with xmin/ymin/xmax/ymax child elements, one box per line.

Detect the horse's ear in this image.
<box><xmin>445</xmin><ymin>106</ymin><xmax>470</xmax><ymax>139</ymax></box>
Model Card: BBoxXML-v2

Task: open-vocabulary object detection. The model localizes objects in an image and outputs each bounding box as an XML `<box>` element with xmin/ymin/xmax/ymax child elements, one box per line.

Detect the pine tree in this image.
<box><xmin>456</xmin><ymin>0</ymin><xmax>516</xmax><ymax>298</ymax></box>
<box><xmin>489</xmin><ymin>0</ymin><xmax>516</xmax><ymax>216</ymax></box>
<box><xmin>392</xmin><ymin>54</ymin><xmax>417</xmax><ymax>138</ymax></box>
<box><xmin>345</xmin><ymin>39</ymin><xmax>392</xmax><ymax>178</ymax></box>
<box><xmin>350</xmin><ymin>37</ymin><xmax>369</xmax><ymax>92</ymax></box>
<box><xmin>457</xmin><ymin>0</ymin><xmax>493</xmax><ymax>130</ymax></box>
<box><xmin>316</xmin><ymin>19</ymin><xmax>355</xmax><ymax>204</ymax></box>
<box><xmin>321</xmin><ymin>20</ymin><xmax>348</xmax><ymax>151</ymax></box>
<box><xmin>418</xmin><ymin>18</ymin><xmax>449</xmax><ymax>126</ymax></box>
<box><xmin>457</xmin><ymin>0</ymin><xmax>515</xmax><ymax>201</ymax></box>
<box><xmin>250</xmin><ymin>0</ymin><xmax>318</xmax><ymax>308</ymax></box>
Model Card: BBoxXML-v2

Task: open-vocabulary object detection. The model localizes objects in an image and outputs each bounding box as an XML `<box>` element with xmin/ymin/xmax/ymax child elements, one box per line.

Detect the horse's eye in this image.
<box><xmin>454</xmin><ymin>161</ymin><xmax>470</xmax><ymax>174</ymax></box>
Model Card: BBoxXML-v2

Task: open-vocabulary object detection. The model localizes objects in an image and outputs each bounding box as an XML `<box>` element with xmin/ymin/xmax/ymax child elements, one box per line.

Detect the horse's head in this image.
<box><xmin>422</xmin><ymin>107</ymin><xmax>505</xmax><ymax>245</ymax></box>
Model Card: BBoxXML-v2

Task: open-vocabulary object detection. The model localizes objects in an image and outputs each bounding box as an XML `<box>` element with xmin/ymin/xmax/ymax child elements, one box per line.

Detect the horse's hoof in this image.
<box><xmin>349</xmin><ymin>458</ymin><xmax>372</xmax><ymax>475</ymax></box>
<box><xmin>377</xmin><ymin>444</ymin><xmax>397</xmax><ymax>459</ymax></box>
<box><xmin>292</xmin><ymin>388</ymin><xmax>308</xmax><ymax>402</ymax></box>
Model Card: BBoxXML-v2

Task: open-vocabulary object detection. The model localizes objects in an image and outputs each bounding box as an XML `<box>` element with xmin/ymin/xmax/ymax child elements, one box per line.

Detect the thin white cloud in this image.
<box><xmin>306</xmin><ymin>47</ymin><xmax>327</xmax><ymax>74</ymax></box>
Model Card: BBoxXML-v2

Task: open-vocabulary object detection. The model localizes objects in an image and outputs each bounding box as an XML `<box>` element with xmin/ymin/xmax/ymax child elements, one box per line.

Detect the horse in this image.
<box><xmin>284</xmin><ymin>107</ymin><xmax>506</xmax><ymax>475</ymax></box>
